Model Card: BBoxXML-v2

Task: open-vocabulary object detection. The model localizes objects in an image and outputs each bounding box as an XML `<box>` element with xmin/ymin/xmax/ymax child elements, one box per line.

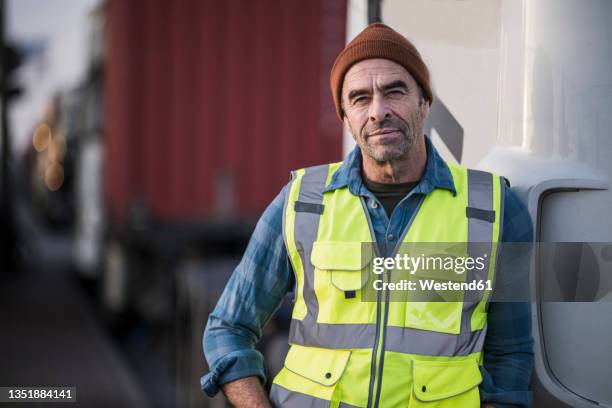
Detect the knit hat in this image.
<box><xmin>330</xmin><ymin>23</ymin><xmax>433</xmax><ymax>119</ymax></box>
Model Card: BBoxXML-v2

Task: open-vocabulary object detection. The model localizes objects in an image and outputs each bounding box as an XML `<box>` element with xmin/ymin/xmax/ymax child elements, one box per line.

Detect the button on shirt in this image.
<box><xmin>201</xmin><ymin>137</ymin><xmax>534</xmax><ymax>408</ymax></box>
<box><xmin>362</xmin><ymin>176</ymin><xmax>417</xmax><ymax>217</ymax></box>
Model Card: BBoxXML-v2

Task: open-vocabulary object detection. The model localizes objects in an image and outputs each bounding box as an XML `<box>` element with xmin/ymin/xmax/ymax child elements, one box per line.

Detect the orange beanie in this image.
<box><xmin>330</xmin><ymin>23</ymin><xmax>433</xmax><ymax>119</ymax></box>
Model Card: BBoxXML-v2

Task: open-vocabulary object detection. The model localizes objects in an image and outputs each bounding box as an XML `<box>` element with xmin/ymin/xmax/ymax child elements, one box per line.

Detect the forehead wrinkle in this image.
<box><xmin>342</xmin><ymin>60</ymin><xmax>414</xmax><ymax>98</ymax></box>
<box><xmin>344</xmin><ymin>73</ymin><xmax>411</xmax><ymax>98</ymax></box>
<box><xmin>345</xmin><ymin>66</ymin><xmax>406</xmax><ymax>83</ymax></box>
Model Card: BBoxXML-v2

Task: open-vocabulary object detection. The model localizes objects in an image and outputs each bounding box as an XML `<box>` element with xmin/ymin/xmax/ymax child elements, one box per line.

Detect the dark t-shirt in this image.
<box><xmin>362</xmin><ymin>174</ymin><xmax>417</xmax><ymax>218</ymax></box>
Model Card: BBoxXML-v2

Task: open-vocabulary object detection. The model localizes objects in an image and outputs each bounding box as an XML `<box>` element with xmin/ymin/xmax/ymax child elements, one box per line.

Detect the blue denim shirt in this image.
<box><xmin>202</xmin><ymin>137</ymin><xmax>534</xmax><ymax>408</ymax></box>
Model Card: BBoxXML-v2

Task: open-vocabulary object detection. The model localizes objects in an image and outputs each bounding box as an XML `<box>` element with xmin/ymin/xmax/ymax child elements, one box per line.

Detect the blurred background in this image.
<box><xmin>1</xmin><ymin>1</ymin><xmax>612</xmax><ymax>408</ymax></box>
<box><xmin>0</xmin><ymin>0</ymin><xmax>346</xmax><ymax>406</ymax></box>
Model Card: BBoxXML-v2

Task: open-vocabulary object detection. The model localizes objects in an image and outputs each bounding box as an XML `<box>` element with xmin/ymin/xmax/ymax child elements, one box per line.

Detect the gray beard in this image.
<box><xmin>358</xmin><ymin>107</ymin><xmax>423</xmax><ymax>163</ymax></box>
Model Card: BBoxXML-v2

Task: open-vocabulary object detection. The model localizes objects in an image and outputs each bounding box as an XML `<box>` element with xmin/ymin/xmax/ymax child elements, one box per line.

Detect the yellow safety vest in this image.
<box><xmin>271</xmin><ymin>160</ymin><xmax>504</xmax><ymax>408</ymax></box>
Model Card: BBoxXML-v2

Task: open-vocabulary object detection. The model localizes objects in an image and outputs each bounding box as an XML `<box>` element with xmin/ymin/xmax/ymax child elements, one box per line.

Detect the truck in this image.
<box><xmin>375</xmin><ymin>0</ymin><xmax>612</xmax><ymax>406</ymax></box>
<box><xmin>73</xmin><ymin>0</ymin><xmax>347</xmax><ymax>406</ymax></box>
<box><xmin>75</xmin><ymin>0</ymin><xmax>612</xmax><ymax>406</ymax></box>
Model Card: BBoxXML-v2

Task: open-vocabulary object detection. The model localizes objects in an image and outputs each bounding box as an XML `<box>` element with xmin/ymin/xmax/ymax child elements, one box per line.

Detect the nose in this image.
<box><xmin>368</xmin><ymin>94</ymin><xmax>391</xmax><ymax>123</ymax></box>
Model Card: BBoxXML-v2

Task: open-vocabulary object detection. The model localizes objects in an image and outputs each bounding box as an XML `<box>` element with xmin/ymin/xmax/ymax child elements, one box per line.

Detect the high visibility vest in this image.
<box><xmin>270</xmin><ymin>160</ymin><xmax>505</xmax><ymax>408</ymax></box>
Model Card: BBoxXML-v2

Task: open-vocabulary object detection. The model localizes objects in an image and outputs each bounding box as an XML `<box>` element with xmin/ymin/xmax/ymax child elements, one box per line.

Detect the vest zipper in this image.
<box><xmin>373</xmin><ymin>271</ymin><xmax>391</xmax><ymax>408</ymax></box>
<box><xmin>367</xmin><ymin>278</ymin><xmax>383</xmax><ymax>408</ymax></box>
<box><xmin>360</xmin><ymin>197</ymin><xmax>382</xmax><ymax>408</ymax></box>
<box><xmin>361</xmin><ymin>195</ymin><xmax>425</xmax><ymax>407</ymax></box>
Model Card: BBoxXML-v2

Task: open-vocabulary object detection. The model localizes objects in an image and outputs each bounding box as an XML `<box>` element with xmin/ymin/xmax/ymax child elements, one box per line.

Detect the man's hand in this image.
<box><xmin>221</xmin><ymin>376</ymin><xmax>272</xmax><ymax>408</ymax></box>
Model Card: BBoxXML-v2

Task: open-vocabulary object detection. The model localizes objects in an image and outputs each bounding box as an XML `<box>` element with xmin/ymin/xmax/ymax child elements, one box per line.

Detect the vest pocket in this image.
<box><xmin>271</xmin><ymin>344</ymin><xmax>351</xmax><ymax>407</ymax></box>
<box><xmin>311</xmin><ymin>241</ymin><xmax>372</xmax><ymax>293</ymax></box>
<box><xmin>285</xmin><ymin>344</ymin><xmax>351</xmax><ymax>386</ymax></box>
<box><xmin>409</xmin><ymin>358</ymin><xmax>482</xmax><ymax>407</ymax></box>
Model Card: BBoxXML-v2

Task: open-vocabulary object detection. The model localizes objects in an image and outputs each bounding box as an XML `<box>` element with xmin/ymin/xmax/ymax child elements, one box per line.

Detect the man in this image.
<box><xmin>202</xmin><ymin>23</ymin><xmax>533</xmax><ymax>408</ymax></box>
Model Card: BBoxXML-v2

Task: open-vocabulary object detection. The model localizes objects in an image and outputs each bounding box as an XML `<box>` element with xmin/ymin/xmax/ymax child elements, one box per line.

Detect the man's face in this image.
<box><xmin>341</xmin><ymin>59</ymin><xmax>429</xmax><ymax>163</ymax></box>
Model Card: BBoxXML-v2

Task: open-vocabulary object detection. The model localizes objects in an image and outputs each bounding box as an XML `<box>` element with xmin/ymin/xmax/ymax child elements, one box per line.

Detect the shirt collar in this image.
<box><xmin>323</xmin><ymin>135</ymin><xmax>457</xmax><ymax>197</ymax></box>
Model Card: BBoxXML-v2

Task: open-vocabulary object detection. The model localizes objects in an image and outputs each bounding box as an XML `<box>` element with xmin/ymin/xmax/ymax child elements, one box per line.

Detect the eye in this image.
<box><xmin>387</xmin><ymin>89</ymin><xmax>404</xmax><ymax>96</ymax></box>
<box><xmin>353</xmin><ymin>96</ymin><xmax>370</xmax><ymax>105</ymax></box>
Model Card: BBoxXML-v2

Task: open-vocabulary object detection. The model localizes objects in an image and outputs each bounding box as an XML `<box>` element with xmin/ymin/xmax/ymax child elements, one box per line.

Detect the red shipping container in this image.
<box><xmin>104</xmin><ymin>0</ymin><xmax>346</xmax><ymax>224</ymax></box>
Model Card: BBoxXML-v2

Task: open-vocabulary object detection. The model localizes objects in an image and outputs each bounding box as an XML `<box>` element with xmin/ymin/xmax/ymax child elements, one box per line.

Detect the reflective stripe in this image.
<box><xmin>290</xmin><ymin>319</ymin><xmax>486</xmax><ymax>357</ymax></box>
<box><xmin>294</xmin><ymin>165</ymin><xmax>329</xmax><ymax>325</ymax></box>
<box><xmin>385</xmin><ymin>325</ymin><xmax>487</xmax><ymax>356</ymax></box>
<box><xmin>290</xmin><ymin>319</ymin><xmax>375</xmax><ymax>349</ymax></box>
<box><xmin>270</xmin><ymin>384</ymin><xmax>361</xmax><ymax>408</ymax></box>
<box><xmin>466</xmin><ymin>169</ymin><xmax>494</xmax><ymax>259</ymax></box>
<box><xmin>270</xmin><ymin>384</ymin><xmax>330</xmax><ymax>408</ymax></box>
<box><xmin>463</xmin><ymin>169</ymin><xmax>495</xmax><ymax>334</ymax></box>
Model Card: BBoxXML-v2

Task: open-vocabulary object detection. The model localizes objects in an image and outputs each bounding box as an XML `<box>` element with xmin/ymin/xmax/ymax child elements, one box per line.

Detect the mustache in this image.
<box><xmin>363</xmin><ymin>118</ymin><xmax>407</xmax><ymax>138</ymax></box>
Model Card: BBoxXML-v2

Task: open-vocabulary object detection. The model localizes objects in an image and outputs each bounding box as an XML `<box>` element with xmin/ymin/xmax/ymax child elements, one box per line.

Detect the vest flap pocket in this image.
<box><xmin>311</xmin><ymin>241</ymin><xmax>373</xmax><ymax>291</ymax></box>
<box><xmin>311</xmin><ymin>241</ymin><xmax>372</xmax><ymax>271</ymax></box>
<box><xmin>284</xmin><ymin>344</ymin><xmax>351</xmax><ymax>387</ymax></box>
<box><xmin>412</xmin><ymin>358</ymin><xmax>482</xmax><ymax>401</ymax></box>
<box><xmin>330</xmin><ymin>270</ymin><xmax>367</xmax><ymax>291</ymax></box>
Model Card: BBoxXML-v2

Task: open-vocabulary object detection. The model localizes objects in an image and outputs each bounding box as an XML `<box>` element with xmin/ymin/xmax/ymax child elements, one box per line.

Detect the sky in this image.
<box><xmin>6</xmin><ymin>0</ymin><xmax>101</xmax><ymax>155</ymax></box>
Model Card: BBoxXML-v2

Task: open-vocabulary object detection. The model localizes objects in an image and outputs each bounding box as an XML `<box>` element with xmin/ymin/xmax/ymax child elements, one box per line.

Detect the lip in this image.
<box><xmin>368</xmin><ymin>128</ymin><xmax>401</xmax><ymax>137</ymax></box>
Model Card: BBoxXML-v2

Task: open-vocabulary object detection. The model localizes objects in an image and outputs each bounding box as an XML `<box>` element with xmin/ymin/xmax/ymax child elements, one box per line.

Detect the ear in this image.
<box><xmin>342</xmin><ymin>114</ymin><xmax>350</xmax><ymax>129</ymax></box>
<box><xmin>342</xmin><ymin>116</ymin><xmax>357</xmax><ymax>141</ymax></box>
<box><xmin>421</xmin><ymin>99</ymin><xmax>430</xmax><ymax>120</ymax></box>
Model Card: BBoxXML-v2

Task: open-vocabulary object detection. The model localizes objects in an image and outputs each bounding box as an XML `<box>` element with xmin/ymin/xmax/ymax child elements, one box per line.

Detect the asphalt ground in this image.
<box><xmin>0</xmin><ymin>233</ymin><xmax>150</xmax><ymax>408</ymax></box>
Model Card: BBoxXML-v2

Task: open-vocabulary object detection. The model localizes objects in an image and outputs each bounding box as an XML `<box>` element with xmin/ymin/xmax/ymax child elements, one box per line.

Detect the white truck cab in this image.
<box><xmin>347</xmin><ymin>1</ymin><xmax>612</xmax><ymax>406</ymax></box>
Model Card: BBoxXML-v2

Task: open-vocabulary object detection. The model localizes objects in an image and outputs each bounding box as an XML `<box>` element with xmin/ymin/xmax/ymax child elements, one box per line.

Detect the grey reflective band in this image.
<box><xmin>466</xmin><ymin>169</ymin><xmax>494</xmax><ymax>246</ymax></box>
<box><xmin>385</xmin><ymin>325</ymin><xmax>487</xmax><ymax>356</ymax></box>
<box><xmin>463</xmin><ymin>169</ymin><xmax>495</xmax><ymax>333</ymax></box>
<box><xmin>290</xmin><ymin>319</ymin><xmax>486</xmax><ymax>357</ymax></box>
<box><xmin>290</xmin><ymin>319</ymin><xmax>375</xmax><ymax>349</ymax></box>
<box><xmin>270</xmin><ymin>384</ymin><xmax>329</xmax><ymax>408</ymax></box>
<box><xmin>298</xmin><ymin>165</ymin><xmax>329</xmax><ymax>202</ymax></box>
<box><xmin>270</xmin><ymin>384</ymin><xmax>361</xmax><ymax>408</ymax></box>
<box><xmin>293</xmin><ymin>165</ymin><xmax>329</xmax><ymax>327</ymax></box>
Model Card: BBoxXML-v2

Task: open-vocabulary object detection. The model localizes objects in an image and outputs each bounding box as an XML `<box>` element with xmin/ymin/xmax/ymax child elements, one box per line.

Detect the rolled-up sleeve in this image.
<box><xmin>201</xmin><ymin>185</ymin><xmax>294</xmax><ymax>397</ymax></box>
<box><xmin>480</xmin><ymin>185</ymin><xmax>535</xmax><ymax>408</ymax></box>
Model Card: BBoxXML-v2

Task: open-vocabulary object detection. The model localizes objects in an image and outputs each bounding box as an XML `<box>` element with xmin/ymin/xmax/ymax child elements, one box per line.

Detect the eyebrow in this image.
<box><xmin>347</xmin><ymin>88</ymin><xmax>370</xmax><ymax>102</ymax></box>
<box><xmin>347</xmin><ymin>80</ymin><xmax>409</xmax><ymax>102</ymax></box>
<box><xmin>381</xmin><ymin>80</ymin><xmax>408</xmax><ymax>92</ymax></box>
